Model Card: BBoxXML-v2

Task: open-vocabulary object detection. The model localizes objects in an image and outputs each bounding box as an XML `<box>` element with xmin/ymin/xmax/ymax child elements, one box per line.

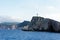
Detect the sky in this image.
<box><xmin>0</xmin><ymin>0</ymin><xmax>60</xmax><ymax>22</ymax></box>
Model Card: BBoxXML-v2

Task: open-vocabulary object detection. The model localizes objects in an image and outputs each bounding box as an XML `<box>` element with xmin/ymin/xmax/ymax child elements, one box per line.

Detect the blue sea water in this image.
<box><xmin>0</xmin><ymin>30</ymin><xmax>60</xmax><ymax>40</ymax></box>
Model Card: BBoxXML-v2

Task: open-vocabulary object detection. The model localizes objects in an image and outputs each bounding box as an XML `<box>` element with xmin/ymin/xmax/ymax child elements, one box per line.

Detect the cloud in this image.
<box><xmin>10</xmin><ymin>16</ymin><xmax>21</xmax><ymax>22</ymax></box>
<box><xmin>0</xmin><ymin>16</ymin><xmax>21</xmax><ymax>22</ymax></box>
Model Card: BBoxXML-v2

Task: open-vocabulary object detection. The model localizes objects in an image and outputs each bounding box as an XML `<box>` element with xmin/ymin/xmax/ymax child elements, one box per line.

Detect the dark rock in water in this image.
<box><xmin>29</xmin><ymin>17</ymin><xmax>49</xmax><ymax>31</ymax></box>
<box><xmin>22</xmin><ymin>16</ymin><xmax>60</xmax><ymax>32</ymax></box>
<box><xmin>50</xmin><ymin>20</ymin><xmax>60</xmax><ymax>32</ymax></box>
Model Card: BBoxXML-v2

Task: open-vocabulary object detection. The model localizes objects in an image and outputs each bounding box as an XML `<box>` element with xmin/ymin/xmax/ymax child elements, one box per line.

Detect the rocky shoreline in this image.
<box><xmin>22</xmin><ymin>16</ymin><xmax>60</xmax><ymax>32</ymax></box>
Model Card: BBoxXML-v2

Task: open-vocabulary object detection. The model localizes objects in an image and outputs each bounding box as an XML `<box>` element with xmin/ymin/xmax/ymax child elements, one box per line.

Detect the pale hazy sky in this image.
<box><xmin>0</xmin><ymin>0</ymin><xmax>60</xmax><ymax>22</ymax></box>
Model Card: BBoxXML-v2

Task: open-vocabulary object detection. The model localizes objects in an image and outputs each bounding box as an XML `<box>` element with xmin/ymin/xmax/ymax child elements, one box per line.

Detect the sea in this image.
<box><xmin>0</xmin><ymin>30</ymin><xmax>60</xmax><ymax>40</ymax></box>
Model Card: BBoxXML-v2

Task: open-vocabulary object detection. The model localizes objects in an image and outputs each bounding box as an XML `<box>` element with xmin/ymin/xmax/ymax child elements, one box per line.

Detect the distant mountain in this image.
<box><xmin>0</xmin><ymin>22</ymin><xmax>20</xmax><ymax>25</ymax></box>
<box><xmin>0</xmin><ymin>16</ymin><xmax>30</xmax><ymax>29</ymax></box>
<box><xmin>17</xmin><ymin>21</ymin><xmax>30</xmax><ymax>27</ymax></box>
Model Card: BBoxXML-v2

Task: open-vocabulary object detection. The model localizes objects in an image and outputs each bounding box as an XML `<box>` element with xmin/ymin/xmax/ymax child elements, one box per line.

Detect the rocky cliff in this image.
<box><xmin>22</xmin><ymin>16</ymin><xmax>60</xmax><ymax>32</ymax></box>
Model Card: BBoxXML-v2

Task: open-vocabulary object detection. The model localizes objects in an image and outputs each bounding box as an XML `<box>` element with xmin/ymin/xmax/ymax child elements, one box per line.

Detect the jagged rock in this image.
<box><xmin>22</xmin><ymin>16</ymin><xmax>60</xmax><ymax>32</ymax></box>
<box><xmin>50</xmin><ymin>20</ymin><xmax>60</xmax><ymax>32</ymax></box>
<box><xmin>28</xmin><ymin>16</ymin><xmax>50</xmax><ymax>31</ymax></box>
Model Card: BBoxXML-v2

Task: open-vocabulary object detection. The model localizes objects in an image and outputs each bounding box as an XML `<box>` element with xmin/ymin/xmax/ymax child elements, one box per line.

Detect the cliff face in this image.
<box><xmin>23</xmin><ymin>16</ymin><xmax>60</xmax><ymax>32</ymax></box>
<box><xmin>29</xmin><ymin>16</ymin><xmax>50</xmax><ymax>31</ymax></box>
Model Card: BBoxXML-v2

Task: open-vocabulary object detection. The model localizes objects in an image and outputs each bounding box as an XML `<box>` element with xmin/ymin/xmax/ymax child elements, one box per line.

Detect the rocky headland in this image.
<box><xmin>22</xmin><ymin>16</ymin><xmax>60</xmax><ymax>32</ymax></box>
